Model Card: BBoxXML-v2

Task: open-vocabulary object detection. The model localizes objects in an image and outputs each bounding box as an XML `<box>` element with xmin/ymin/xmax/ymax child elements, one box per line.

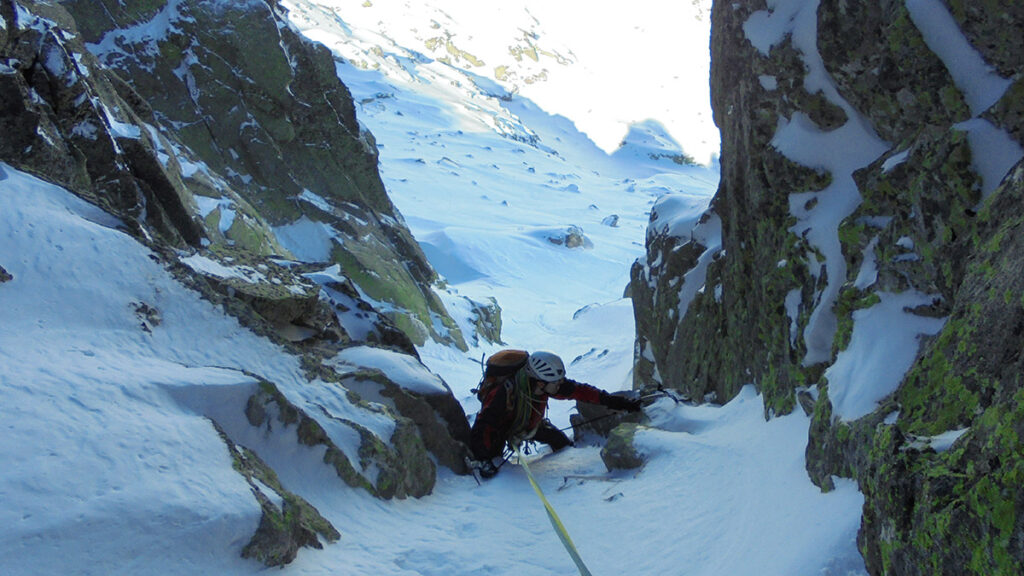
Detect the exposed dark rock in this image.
<box><xmin>0</xmin><ymin>265</ymin><xmax>11</xmax><ymax>283</ymax></box>
<box><xmin>467</xmin><ymin>296</ymin><xmax>503</xmax><ymax>346</ymax></box>
<box><xmin>818</xmin><ymin>0</ymin><xmax>970</xmax><ymax>143</ymax></box>
<box><xmin>131</xmin><ymin>302</ymin><xmax>162</xmax><ymax>333</ymax></box>
<box><xmin>946</xmin><ymin>0</ymin><xmax>1024</xmax><ymax>78</ymax></box>
<box><xmin>214</xmin><ymin>424</ymin><xmax>339</xmax><ymax>568</ymax></box>
<box><xmin>0</xmin><ymin>0</ymin><xmax>205</xmax><ymax>248</ymax></box>
<box><xmin>984</xmin><ymin>76</ymin><xmax>1024</xmax><ymax>148</ymax></box>
<box><xmin>59</xmin><ymin>0</ymin><xmax>467</xmax><ymax>351</ymax></box>
<box><xmin>546</xmin><ymin>225</ymin><xmax>594</xmax><ymax>249</ymax></box>
<box><xmin>335</xmin><ymin>367</ymin><xmax>472</xmax><ymax>476</ymax></box>
<box><xmin>245</xmin><ymin>380</ymin><xmax>437</xmax><ymax>499</ymax></box>
<box><xmin>600</xmin><ymin>423</ymin><xmax>647</xmax><ymax>471</ymax></box>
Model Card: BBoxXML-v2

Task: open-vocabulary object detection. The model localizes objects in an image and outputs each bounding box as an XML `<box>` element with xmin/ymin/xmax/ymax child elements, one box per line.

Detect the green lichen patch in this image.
<box><xmin>212</xmin><ymin>423</ymin><xmax>339</xmax><ymax>568</ymax></box>
<box><xmin>946</xmin><ymin>0</ymin><xmax>1024</xmax><ymax>78</ymax></box>
<box><xmin>858</xmin><ymin>393</ymin><xmax>1024</xmax><ymax>575</ymax></box>
<box><xmin>832</xmin><ymin>288</ymin><xmax>881</xmax><ymax>355</ymax></box>
<box><xmin>897</xmin><ymin>319</ymin><xmax>982</xmax><ymax>436</ymax></box>
<box><xmin>818</xmin><ymin>0</ymin><xmax>971</xmax><ymax>143</ymax></box>
<box><xmin>983</xmin><ymin>77</ymin><xmax>1024</xmax><ymax>148</ymax></box>
<box><xmin>331</xmin><ymin>241</ymin><xmax>467</xmax><ymax>351</ymax></box>
<box><xmin>600</xmin><ymin>423</ymin><xmax>646</xmax><ymax>471</ymax></box>
<box><xmin>235</xmin><ymin>442</ymin><xmax>341</xmax><ymax>567</ymax></box>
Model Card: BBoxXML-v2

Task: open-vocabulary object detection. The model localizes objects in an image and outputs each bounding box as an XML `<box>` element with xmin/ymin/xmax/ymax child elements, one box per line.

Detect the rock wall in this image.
<box><xmin>63</xmin><ymin>0</ymin><xmax>467</xmax><ymax>350</ymax></box>
<box><xmin>632</xmin><ymin>0</ymin><xmax>1024</xmax><ymax>573</ymax></box>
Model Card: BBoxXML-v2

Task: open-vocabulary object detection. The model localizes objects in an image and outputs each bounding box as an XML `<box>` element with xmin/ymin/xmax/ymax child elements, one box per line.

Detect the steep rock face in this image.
<box><xmin>633</xmin><ymin>0</ymin><xmax>1024</xmax><ymax>573</ymax></box>
<box><xmin>60</xmin><ymin>0</ymin><xmax>467</xmax><ymax>351</ymax></box>
<box><xmin>632</xmin><ymin>0</ymin><xmax>831</xmax><ymax>413</ymax></box>
<box><xmin>0</xmin><ymin>0</ymin><xmax>205</xmax><ymax>247</ymax></box>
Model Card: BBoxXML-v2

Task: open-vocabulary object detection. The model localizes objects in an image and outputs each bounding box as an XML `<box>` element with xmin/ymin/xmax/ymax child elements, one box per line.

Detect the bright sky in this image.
<box><xmin>518</xmin><ymin>1</ymin><xmax>719</xmax><ymax>162</ymax></box>
<box><xmin>305</xmin><ymin>0</ymin><xmax>719</xmax><ymax>162</ymax></box>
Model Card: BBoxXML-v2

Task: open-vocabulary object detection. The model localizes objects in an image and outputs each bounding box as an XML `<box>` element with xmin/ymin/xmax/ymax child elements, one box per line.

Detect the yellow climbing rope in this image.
<box><xmin>514</xmin><ymin>444</ymin><xmax>594</xmax><ymax>576</ymax></box>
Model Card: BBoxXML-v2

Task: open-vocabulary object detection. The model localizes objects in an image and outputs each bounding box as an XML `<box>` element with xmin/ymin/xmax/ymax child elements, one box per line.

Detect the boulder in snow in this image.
<box><xmin>600</xmin><ymin>423</ymin><xmax>647</xmax><ymax>471</ymax></box>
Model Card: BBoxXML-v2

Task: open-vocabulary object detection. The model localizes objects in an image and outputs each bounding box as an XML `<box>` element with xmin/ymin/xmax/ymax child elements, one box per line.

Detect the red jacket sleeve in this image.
<box><xmin>550</xmin><ymin>379</ymin><xmax>604</xmax><ymax>404</ymax></box>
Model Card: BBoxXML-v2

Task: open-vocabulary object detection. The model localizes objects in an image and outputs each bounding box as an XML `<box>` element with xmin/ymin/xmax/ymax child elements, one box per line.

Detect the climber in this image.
<box><xmin>468</xmin><ymin>349</ymin><xmax>642</xmax><ymax>479</ymax></box>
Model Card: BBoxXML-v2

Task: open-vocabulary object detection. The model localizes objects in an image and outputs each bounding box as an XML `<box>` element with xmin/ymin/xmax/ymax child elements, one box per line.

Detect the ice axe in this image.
<box><xmin>639</xmin><ymin>384</ymin><xmax>689</xmax><ymax>405</ymax></box>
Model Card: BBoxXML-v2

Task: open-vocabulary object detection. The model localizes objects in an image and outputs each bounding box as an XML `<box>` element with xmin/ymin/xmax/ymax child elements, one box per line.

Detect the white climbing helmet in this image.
<box><xmin>526</xmin><ymin>351</ymin><xmax>566</xmax><ymax>383</ymax></box>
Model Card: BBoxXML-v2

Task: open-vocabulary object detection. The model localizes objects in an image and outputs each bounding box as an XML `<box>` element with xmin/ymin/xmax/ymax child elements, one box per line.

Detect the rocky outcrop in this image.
<box><xmin>0</xmin><ymin>0</ymin><xmax>205</xmax><ymax>247</ymax></box>
<box><xmin>216</xmin><ymin>425</ymin><xmax>340</xmax><ymax>567</ymax></box>
<box><xmin>315</xmin><ymin>361</ymin><xmax>473</xmax><ymax>475</ymax></box>
<box><xmin>632</xmin><ymin>0</ymin><xmax>1024</xmax><ymax>573</ymax></box>
<box><xmin>59</xmin><ymin>0</ymin><xmax>467</xmax><ymax>352</ymax></box>
<box><xmin>631</xmin><ymin>0</ymin><xmax>833</xmax><ymax>413</ymax></box>
<box><xmin>600</xmin><ymin>423</ymin><xmax>647</xmax><ymax>471</ymax></box>
<box><xmin>244</xmin><ymin>381</ymin><xmax>437</xmax><ymax>500</ymax></box>
<box><xmin>846</xmin><ymin>163</ymin><xmax>1024</xmax><ymax>575</ymax></box>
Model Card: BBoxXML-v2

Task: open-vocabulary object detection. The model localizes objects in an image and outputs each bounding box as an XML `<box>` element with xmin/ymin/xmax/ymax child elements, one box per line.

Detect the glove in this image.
<box><xmin>603</xmin><ymin>394</ymin><xmax>642</xmax><ymax>413</ymax></box>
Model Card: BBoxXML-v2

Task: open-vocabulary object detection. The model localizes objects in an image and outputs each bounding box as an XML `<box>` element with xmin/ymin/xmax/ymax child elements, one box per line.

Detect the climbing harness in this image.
<box><xmin>514</xmin><ymin>443</ymin><xmax>594</xmax><ymax>576</ymax></box>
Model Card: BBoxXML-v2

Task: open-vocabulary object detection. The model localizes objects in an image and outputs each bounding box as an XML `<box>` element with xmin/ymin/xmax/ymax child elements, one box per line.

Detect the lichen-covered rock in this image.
<box><xmin>330</xmin><ymin>364</ymin><xmax>472</xmax><ymax>476</ymax></box>
<box><xmin>945</xmin><ymin>0</ymin><xmax>1024</xmax><ymax>78</ymax></box>
<box><xmin>218</xmin><ymin>432</ymin><xmax>340</xmax><ymax>568</ymax></box>
<box><xmin>469</xmin><ymin>296</ymin><xmax>504</xmax><ymax>346</ymax></box>
<box><xmin>60</xmin><ymin>0</ymin><xmax>467</xmax><ymax>351</ymax></box>
<box><xmin>245</xmin><ymin>380</ymin><xmax>437</xmax><ymax>499</ymax></box>
<box><xmin>600</xmin><ymin>423</ymin><xmax>646</xmax><ymax>471</ymax></box>
<box><xmin>829</xmin><ymin>58</ymin><xmax>1024</xmax><ymax>576</ymax></box>
<box><xmin>629</xmin><ymin>0</ymin><xmax>838</xmax><ymax>416</ymax></box>
<box><xmin>984</xmin><ymin>76</ymin><xmax>1024</xmax><ymax>148</ymax></box>
<box><xmin>818</xmin><ymin>0</ymin><xmax>970</xmax><ymax>143</ymax></box>
<box><xmin>853</xmin><ymin>392</ymin><xmax>1024</xmax><ymax>576</ymax></box>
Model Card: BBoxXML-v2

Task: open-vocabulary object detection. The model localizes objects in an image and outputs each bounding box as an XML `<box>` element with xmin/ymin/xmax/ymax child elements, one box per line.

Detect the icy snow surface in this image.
<box><xmin>826</xmin><ymin>292</ymin><xmax>946</xmax><ymax>421</ymax></box>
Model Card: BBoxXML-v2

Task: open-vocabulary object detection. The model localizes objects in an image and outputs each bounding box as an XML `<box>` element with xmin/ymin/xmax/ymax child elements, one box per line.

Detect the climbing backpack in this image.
<box><xmin>472</xmin><ymin>349</ymin><xmax>529</xmax><ymax>401</ymax></box>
